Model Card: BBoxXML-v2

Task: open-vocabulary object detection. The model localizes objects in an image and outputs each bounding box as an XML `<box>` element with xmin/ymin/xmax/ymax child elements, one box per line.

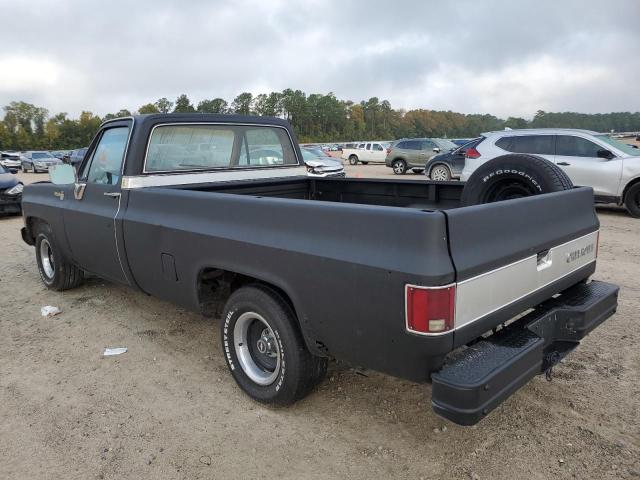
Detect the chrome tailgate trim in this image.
<box><xmin>454</xmin><ymin>231</ymin><xmax>598</xmax><ymax>328</ymax></box>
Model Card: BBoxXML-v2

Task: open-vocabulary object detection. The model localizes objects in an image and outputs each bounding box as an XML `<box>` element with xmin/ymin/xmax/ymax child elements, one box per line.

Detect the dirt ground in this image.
<box><xmin>1</xmin><ymin>168</ymin><xmax>638</xmax><ymax>480</ymax></box>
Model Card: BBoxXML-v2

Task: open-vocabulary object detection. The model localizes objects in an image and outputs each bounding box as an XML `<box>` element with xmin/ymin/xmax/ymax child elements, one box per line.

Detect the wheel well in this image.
<box><xmin>349</xmin><ymin>154</ymin><xmax>358</xmax><ymax>159</ymax></box>
<box><xmin>197</xmin><ymin>267</ymin><xmax>296</xmax><ymax>319</ymax></box>
<box><xmin>24</xmin><ymin>216</ymin><xmax>44</xmax><ymax>244</ymax></box>
<box><xmin>392</xmin><ymin>157</ymin><xmax>406</xmax><ymax>164</ymax></box>
<box><xmin>622</xmin><ymin>177</ymin><xmax>640</xmax><ymax>205</ymax></box>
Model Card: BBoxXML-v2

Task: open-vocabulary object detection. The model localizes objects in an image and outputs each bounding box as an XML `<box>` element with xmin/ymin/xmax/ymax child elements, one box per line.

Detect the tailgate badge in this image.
<box><xmin>566</xmin><ymin>243</ymin><xmax>594</xmax><ymax>264</ymax></box>
<box><xmin>53</xmin><ymin>191</ymin><xmax>65</xmax><ymax>200</ymax></box>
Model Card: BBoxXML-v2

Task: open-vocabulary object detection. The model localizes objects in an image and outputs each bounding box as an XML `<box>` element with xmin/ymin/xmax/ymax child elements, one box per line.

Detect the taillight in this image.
<box><xmin>405</xmin><ymin>284</ymin><xmax>456</xmax><ymax>335</ymax></box>
<box><xmin>387</xmin><ymin>147</ymin><xmax>392</xmax><ymax>154</ymax></box>
<box><xmin>465</xmin><ymin>147</ymin><xmax>481</xmax><ymax>159</ymax></box>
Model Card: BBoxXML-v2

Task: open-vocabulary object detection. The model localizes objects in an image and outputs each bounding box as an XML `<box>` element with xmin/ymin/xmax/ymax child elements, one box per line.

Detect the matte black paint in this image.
<box><xmin>20</xmin><ymin>114</ymin><xmax>609</xmax><ymax>385</ymax></box>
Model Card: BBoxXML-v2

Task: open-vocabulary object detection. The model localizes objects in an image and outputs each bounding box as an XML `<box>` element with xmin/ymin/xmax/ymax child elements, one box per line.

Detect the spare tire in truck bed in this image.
<box><xmin>461</xmin><ymin>154</ymin><xmax>573</xmax><ymax>206</ymax></box>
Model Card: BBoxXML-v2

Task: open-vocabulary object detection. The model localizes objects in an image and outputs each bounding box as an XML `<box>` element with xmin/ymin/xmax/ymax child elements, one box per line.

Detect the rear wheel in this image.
<box><xmin>221</xmin><ymin>284</ymin><xmax>327</xmax><ymax>405</ymax></box>
<box><xmin>461</xmin><ymin>154</ymin><xmax>573</xmax><ymax>206</ymax></box>
<box><xmin>430</xmin><ymin>164</ymin><xmax>451</xmax><ymax>181</ymax></box>
<box><xmin>392</xmin><ymin>159</ymin><xmax>406</xmax><ymax>175</ymax></box>
<box><xmin>34</xmin><ymin>222</ymin><xmax>84</xmax><ymax>291</ymax></box>
<box><xmin>624</xmin><ymin>182</ymin><xmax>640</xmax><ymax>218</ymax></box>
<box><xmin>348</xmin><ymin>155</ymin><xmax>358</xmax><ymax>165</ymax></box>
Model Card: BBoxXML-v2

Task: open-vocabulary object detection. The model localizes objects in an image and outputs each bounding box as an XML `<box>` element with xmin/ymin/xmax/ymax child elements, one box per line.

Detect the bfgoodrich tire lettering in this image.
<box><xmin>221</xmin><ymin>284</ymin><xmax>326</xmax><ymax>405</ymax></box>
<box><xmin>461</xmin><ymin>154</ymin><xmax>573</xmax><ymax>206</ymax></box>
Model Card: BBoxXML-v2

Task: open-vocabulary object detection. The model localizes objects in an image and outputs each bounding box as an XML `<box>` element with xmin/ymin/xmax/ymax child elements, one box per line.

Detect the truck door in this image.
<box><xmin>63</xmin><ymin>123</ymin><xmax>131</xmax><ymax>284</ymax></box>
<box><xmin>554</xmin><ymin>135</ymin><xmax>622</xmax><ymax>197</ymax></box>
<box><xmin>371</xmin><ymin>143</ymin><xmax>386</xmax><ymax>162</ymax></box>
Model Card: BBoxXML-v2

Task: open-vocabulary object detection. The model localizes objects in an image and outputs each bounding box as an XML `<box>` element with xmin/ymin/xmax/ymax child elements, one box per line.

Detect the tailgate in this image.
<box><xmin>444</xmin><ymin>187</ymin><xmax>599</xmax><ymax>346</ymax></box>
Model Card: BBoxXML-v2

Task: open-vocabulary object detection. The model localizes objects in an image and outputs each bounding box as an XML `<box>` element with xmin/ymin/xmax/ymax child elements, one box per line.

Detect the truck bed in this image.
<box><xmin>183</xmin><ymin>177</ymin><xmax>465</xmax><ymax>210</ymax></box>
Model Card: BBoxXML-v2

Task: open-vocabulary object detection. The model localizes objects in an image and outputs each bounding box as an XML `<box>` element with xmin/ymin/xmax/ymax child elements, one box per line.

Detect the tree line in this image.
<box><xmin>1</xmin><ymin>91</ymin><xmax>639</xmax><ymax>151</ymax></box>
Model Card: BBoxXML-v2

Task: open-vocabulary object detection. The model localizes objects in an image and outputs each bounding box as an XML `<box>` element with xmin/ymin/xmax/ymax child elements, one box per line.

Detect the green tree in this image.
<box><xmin>138</xmin><ymin>103</ymin><xmax>160</xmax><ymax>114</ymax></box>
<box><xmin>154</xmin><ymin>97</ymin><xmax>173</xmax><ymax>113</ymax></box>
<box><xmin>173</xmin><ymin>94</ymin><xmax>195</xmax><ymax>113</ymax></box>
<box><xmin>231</xmin><ymin>92</ymin><xmax>253</xmax><ymax>115</ymax></box>
<box><xmin>197</xmin><ymin>98</ymin><xmax>229</xmax><ymax>113</ymax></box>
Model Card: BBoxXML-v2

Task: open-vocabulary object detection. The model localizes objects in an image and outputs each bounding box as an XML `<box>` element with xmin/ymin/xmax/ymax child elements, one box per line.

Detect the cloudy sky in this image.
<box><xmin>0</xmin><ymin>0</ymin><xmax>638</xmax><ymax>119</ymax></box>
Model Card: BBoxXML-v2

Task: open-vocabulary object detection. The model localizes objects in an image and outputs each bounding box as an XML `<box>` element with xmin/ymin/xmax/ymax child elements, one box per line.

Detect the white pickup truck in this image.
<box><xmin>341</xmin><ymin>141</ymin><xmax>390</xmax><ymax>165</ymax></box>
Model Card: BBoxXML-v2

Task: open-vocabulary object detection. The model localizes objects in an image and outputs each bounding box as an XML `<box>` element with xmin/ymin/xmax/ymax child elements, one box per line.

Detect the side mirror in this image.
<box><xmin>433</xmin><ymin>147</ymin><xmax>441</xmax><ymax>153</ymax></box>
<box><xmin>49</xmin><ymin>163</ymin><xmax>77</xmax><ymax>185</ymax></box>
<box><xmin>597</xmin><ymin>149</ymin><xmax>614</xmax><ymax>160</ymax></box>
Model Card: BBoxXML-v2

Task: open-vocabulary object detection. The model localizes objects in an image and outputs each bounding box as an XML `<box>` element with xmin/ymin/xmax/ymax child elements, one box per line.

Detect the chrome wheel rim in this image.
<box><xmin>234</xmin><ymin>312</ymin><xmax>281</xmax><ymax>385</ymax></box>
<box><xmin>39</xmin><ymin>238</ymin><xmax>55</xmax><ymax>279</ymax></box>
<box><xmin>431</xmin><ymin>166</ymin><xmax>449</xmax><ymax>181</ymax></box>
<box><xmin>393</xmin><ymin>162</ymin><xmax>404</xmax><ymax>174</ymax></box>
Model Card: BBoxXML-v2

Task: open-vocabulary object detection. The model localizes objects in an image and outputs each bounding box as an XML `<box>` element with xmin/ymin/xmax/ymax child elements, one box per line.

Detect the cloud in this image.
<box><xmin>0</xmin><ymin>0</ymin><xmax>638</xmax><ymax>118</ymax></box>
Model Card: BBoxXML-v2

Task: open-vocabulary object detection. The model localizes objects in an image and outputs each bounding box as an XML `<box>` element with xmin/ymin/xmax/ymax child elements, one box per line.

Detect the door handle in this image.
<box><xmin>104</xmin><ymin>192</ymin><xmax>121</xmax><ymax>198</ymax></box>
<box><xmin>557</xmin><ymin>162</ymin><xmax>571</xmax><ymax>166</ymax></box>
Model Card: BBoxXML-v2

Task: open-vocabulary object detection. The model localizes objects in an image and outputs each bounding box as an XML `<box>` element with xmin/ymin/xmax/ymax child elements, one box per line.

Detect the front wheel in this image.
<box><xmin>221</xmin><ymin>284</ymin><xmax>327</xmax><ymax>405</ymax></box>
<box><xmin>34</xmin><ymin>222</ymin><xmax>84</xmax><ymax>290</ymax></box>
<box><xmin>624</xmin><ymin>182</ymin><xmax>640</xmax><ymax>218</ymax></box>
<box><xmin>348</xmin><ymin>155</ymin><xmax>358</xmax><ymax>165</ymax></box>
<box><xmin>392</xmin><ymin>160</ymin><xmax>406</xmax><ymax>175</ymax></box>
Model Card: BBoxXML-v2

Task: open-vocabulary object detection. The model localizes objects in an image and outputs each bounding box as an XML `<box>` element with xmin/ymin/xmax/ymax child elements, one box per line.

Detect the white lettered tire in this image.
<box><xmin>221</xmin><ymin>284</ymin><xmax>327</xmax><ymax>405</ymax></box>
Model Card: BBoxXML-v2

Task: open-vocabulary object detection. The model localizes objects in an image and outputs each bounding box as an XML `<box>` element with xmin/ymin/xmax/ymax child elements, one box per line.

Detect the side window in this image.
<box><xmin>422</xmin><ymin>140</ymin><xmax>436</xmax><ymax>150</ymax></box>
<box><xmin>372</xmin><ymin>143</ymin><xmax>384</xmax><ymax>151</ymax></box>
<box><xmin>365</xmin><ymin>143</ymin><xmax>372</xmax><ymax>150</ymax></box>
<box><xmin>406</xmin><ymin>141</ymin><xmax>422</xmax><ymax>150</ymax></box>
<box><xmin>495</xmin><ymin>135</ymin><xmax>554</xmax><ymax>155</ymax></box>
<box><xmin>85</xmin><ymin>127</ymin><xmax>129</xmax><ymax>185</ymax></box>
<box><xmin>243</xmin><ymin>127</ymin><xmax>295</xmax><ymax>166</ymax></box>
<box><xmin>396</xmin><ymin>141</ymin><xmax>407</xmax><ymax>149</ymax></box>
<box><xmin>358</xmin><ymin>143</ymin><xmax>365</xmax><ymax>149</ymax></box>
<box><xmin>556</xmin><ymin>135</ymin><xmax>601</xmax><ymax>157</ymax></box>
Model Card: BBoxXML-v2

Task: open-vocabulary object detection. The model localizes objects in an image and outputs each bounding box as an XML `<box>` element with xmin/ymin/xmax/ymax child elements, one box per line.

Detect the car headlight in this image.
<box><xmin>6</xmin><ymin>183</ymin><xmax>23</xmax><ymax>195</ymax></box>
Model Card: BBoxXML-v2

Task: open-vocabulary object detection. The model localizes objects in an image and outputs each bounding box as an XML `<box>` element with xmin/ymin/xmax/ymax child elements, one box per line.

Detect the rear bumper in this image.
<box><xmin>431</xmin><ymin>280</ymin><xmax>619</xmax><ymax>426</ymax></box>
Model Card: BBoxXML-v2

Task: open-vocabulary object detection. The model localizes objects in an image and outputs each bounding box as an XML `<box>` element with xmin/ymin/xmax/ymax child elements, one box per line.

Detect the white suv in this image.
<box><xmin>461</xmin><ymin>128</ymin><xmax>640</xmax><ymax>217</ymax></box>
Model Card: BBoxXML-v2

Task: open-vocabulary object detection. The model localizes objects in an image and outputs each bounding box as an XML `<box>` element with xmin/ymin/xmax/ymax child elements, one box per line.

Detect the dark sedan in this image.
<box><xmin>64</xmin><ymin>147</ymin><xmax>88</xmax><ymax>168</ymax></box>
<box><xmin>0</xmin><ymin>165</ymin><xmax>23</xmax><ymax>215</ymax></box>
<box><xmin>424</xmin><ymin>138</ymin><xmax>482</xmax><ymax>181</ymax></box>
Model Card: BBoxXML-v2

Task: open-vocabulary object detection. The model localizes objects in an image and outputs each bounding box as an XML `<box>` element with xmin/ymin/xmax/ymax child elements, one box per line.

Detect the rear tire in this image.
<box><xmin>34</xmin><ymin>222</ymin><xmax>84</xmax><ymax>291</ymax></box>
<box><xmin>348</xmin><ymin>155</ymin><xmax>358</xmax><ymax>165</ymax></box>
<box><xmin>221</xmin><ymin>284</ymin><xmax>327</xmax><ymax>405</ymax></box>
<box><xmin>624</xmin><ymin>182</ymin><xmax>640</xmax><ymax>218</ymax></box>
<box><xmin>430</xmin><ymin>164</ymin><xmax>451</xmax><ymax>181</ymax></box>
<box><xmin>461</xmin><ymin>154</ymin><xmax>573</xmax><ymax>206</ymax></box>
<box><xmin>392</xmin><ymin>159</ymin><xmax>406</xmax><ymax>175</ymax></box>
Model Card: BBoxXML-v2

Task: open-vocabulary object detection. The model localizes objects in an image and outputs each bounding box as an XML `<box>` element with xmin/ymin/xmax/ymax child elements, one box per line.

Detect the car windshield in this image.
<box><xmin>32</xmin><ymin>152</ymin><xmax>55</xmax><ymax>159</ymax></box>
<box><xmin>301</xmin><ymin>148</ymin><xmax>325</xmax><ymax>160</ymax></box>
<box><xmin>0</xmin><ymin>165</ymin><xmax>7</xmax><ymax>173</ymax></box>
<box><xmin>595</xmin><ymin>135</ymin><xmax>639</xmax><ymax>156</ymax></box>
<box><xmin>434</xmin><ymin>139</ymin><xmax>459</xmax><ymax>151</ymax></box>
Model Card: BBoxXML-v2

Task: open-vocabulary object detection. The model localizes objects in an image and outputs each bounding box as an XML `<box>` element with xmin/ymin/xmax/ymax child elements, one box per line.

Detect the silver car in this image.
<box><xmin>461</xmin><ymin>128</ymin><xmax>640</xmax><ymax>217</ymax></box>
<box><xmin>301</xmin><ymin>148</ymin><xmax>345</xmax><ymax>177</ymax></box>
<box><xmin>20</xmin><ymin>151</ymin><xmax>62</xmax><ymax>173</ymax></box>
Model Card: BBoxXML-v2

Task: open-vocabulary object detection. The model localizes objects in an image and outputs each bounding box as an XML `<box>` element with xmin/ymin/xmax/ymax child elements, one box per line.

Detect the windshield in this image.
<box><xmin>595</xmin><ymin>135</ymin><xmax>639</xmax><ymax>156</ymax></box>
<box><xmin>301</xmin><ymin>148</ymin><xmax>324</xmax><ymax>160</ymax></box>
<box><xmin>32</xmin><ymin>152</ymin><xmax>55</xmax><ymax>159</ymax></box>
<box><xmin>434</xmin><ymin>139</ymin><xmax>459</xmax><ymax>151</ymax></box>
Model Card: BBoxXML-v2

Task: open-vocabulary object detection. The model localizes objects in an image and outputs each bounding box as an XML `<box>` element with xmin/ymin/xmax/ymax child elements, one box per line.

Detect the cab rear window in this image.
<box><xmin>145</xmin><ymin>124</ymin><xmax>298</xmax><ymax>172</ymax></box>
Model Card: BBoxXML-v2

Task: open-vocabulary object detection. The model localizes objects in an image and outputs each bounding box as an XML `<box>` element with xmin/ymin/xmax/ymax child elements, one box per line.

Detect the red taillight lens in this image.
<box><xmin>465</xmin><ymin>147</ymin><xmax>481</xmax><ymax>159</ymax></box>
<box><xmin>406</xmin><ymin>285</ymin><xmax>456</xmax><ymax>335</ymax></box>
<box><xmin>387</xmin><ymin>147</ymin><xmax>391</xmax><ymax>154</ymax></box>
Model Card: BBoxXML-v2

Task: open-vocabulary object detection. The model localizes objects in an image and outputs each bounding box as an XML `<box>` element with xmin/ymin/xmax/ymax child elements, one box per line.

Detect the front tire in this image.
<box><xmin>221</xmin><ymin>284</ymin><xmax>327</xmax><ymax>405</ymax></box>
<box><xmin>624</xmin><ymin>182</ymin><xmax>640</xmax><ymax>218</ymax></box>
<box><xmin>348</xmin><ymin>155</ymin><xmax>358</xmax><ymax>165</ymax></box>
<box><xmin>34</xmin><ymin>222</ymin><xmax>84</xmax><ymax>291</ymax></box>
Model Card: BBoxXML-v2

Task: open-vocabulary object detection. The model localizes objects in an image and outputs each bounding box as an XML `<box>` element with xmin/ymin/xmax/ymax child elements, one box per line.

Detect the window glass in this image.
<box><xmin>422</xmin><ymin>140</ymin><xmax>437</xmax><ymax>150</ymax></box>
<box><xmin>357</xmin><ymin>143</ymin><xmax>365</xmax><ymax>149</ymax></box>
<box><xmin>372</xmin><ymin>143</ymin><xmax>384</xmax><ymax>151</ymax></box>
<box><xmin>147</xmin><ymin>125</ymin><xmax>296</xmax><ymax>171</ymax></box>
<box><xmin>405</xmin><ymin>140</ymin><xmax>422</xmax><ymax>150</ymax></box>
<box><xmin>556</xmin><ymin>135</ymin><xmax>603</xmax><ymax>157</ymax></box>
<box><xmin>496</xmin><ymin>135</ymin><xmax>554</xmax><ymax>155</ymax></box>
<box><xmin>86</xmin><ymin>127</ymin><xmax>129</xmax><ymax>185</ymax></box>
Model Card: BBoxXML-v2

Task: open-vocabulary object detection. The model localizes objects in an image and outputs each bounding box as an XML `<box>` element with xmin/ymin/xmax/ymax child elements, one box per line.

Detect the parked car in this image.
<box><xmin>385</xmin><ymin>138</ymin><xmax>459</xmax><ymax>174</ymax></box>
<box><xmin>0</xmin><ymin>151</ymin><xmax>22</xmax><ymax>171</ymax></box>
<box><xmin>64</xmin><ymin>147</ymin><xmax>89</xmax><ymax>168</ymax></box>
<box><xmin>341</xmin><ymin>141</ymin><xmax>390</xmax><ymax>165</ymax></box>
<box><xmin>301</xmin><ymin>148</ymin><xmax>345</xmax><ymax>177</ymax></box>
<box><xmin>20</xmin><ymin>151</ymin><xmax>62</xmax><ymax>173</ymax></box>
<box><xmin>424</xmin><ymin>138</ymin><xmax>482</xmax><ymax>181</ymax></box>
<box><xmin>460</xmin><ymin>128</ymin><xmax>640</xmax><ymax>217</ymax></box>
<box><xmin>20</xmin><ymin>114</ymin><xmax>618</xmax><ymax>426</ymax></box>
<box><xmin>0</xmin><ymin>165</ymin><xmax>23</xmax><ymax>215</ymax></box>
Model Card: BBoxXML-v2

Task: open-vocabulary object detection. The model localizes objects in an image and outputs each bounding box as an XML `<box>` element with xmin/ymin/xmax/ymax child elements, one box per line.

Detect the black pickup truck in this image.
<box><xmin>20</xmin><ymin>114</ymin><xmax>619</xmax><ymax>425</ymax></box>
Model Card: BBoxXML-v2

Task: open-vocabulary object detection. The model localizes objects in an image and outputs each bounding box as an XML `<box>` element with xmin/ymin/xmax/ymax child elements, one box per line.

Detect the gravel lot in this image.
<box><xmin>1</xmin><ymin>167</ymin><xmax>638</xmax><ymax>480</ymax></box>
